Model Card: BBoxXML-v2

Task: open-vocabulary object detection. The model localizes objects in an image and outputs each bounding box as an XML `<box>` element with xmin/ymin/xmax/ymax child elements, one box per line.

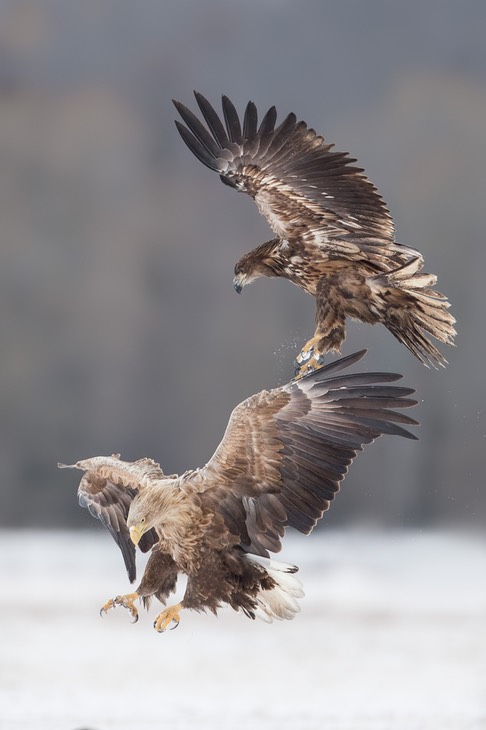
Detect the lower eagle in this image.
<box><xmin>59</xmin><ymin>351</ymin><xmax>418</xmax><ymax>632</ymax></box>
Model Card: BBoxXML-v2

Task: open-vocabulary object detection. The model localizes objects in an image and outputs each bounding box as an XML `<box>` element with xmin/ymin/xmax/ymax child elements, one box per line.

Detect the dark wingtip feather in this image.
<box><xmin>173</xmin><ymin>101</ymin><xmax>221</xmax><ymax>159</ymax></box>
<box><xmin>193</xmin><ymin>91</ymin><xmax>230</xmax><ymax>148</ymax></box>
<box><xmin>172</xmin><ymin>98</ymin><xmax>189</xmax><ymax>118</ymax></box>
<box><xmin>243</xmin><ymin>100</ymin><xmax>258</xmax><ymax>141</ymax></box>
<box><xmin>221</xmin><ymin>95</ymin><xmax>243</xmax><ymax>144</ymax></box>
<box><xmin>115</xmin><ymin>532</ymin><xmax>137</xmax><ymax>583</ymax></box>
<box><xmin>295</xmin><ymin>350</ymin><xmax>368</xmax><ymax>382</ymax></box>
<box><xmin>174</xmin><ymin>121</ymin><xmax>223</xmax><ymax>172</ymax></box>
<box><xmin>258</xmin><ymin>105</ymin><xmax>277</xmax><ymax>137</ymax></box>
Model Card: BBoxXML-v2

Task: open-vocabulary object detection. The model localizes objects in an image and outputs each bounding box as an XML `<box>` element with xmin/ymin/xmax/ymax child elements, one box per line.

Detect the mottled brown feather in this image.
<box><xmin>174</xmin><ymin>93</ymin><xmax>394</xmax><ymax>244</ymax></box>
<box><xmin>182</xmin><ymin>350</ymin><xmax>417</xmax><ymax>554</ymax></box>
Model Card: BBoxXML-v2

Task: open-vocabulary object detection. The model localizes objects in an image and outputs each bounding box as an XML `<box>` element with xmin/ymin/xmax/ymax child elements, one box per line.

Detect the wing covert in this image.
<box><xmin>184</xmin><ymin>351</ymin><xmax>418</xmax><ymax>556</ymax></box>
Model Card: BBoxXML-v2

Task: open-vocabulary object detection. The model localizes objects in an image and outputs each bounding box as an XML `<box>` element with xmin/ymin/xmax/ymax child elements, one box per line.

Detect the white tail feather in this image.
<box><xmin>246</xmin><ymin>555</ymin><xmax>304</xmax><ymax>623</ymax></box>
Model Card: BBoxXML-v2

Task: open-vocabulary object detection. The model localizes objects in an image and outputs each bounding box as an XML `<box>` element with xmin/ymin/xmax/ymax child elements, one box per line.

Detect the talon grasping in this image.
<box><xmin>295</xmin><ymin>349</ymin><xmax>312</xmax><ymax>365</ymax></box>
<box><xmin>294</xmin><ymin>337</ymin><xmax>326</xmax><ymax>379</ymax></box>
<box><xmin>294</xmin><ymin>355</ymin><xmax>324</xmax><ymax>379</ymax></box>
<box><xmin>100</xmin><ymin>592</ymin><xmax>140</xmax><ymax>623</ymax></box>
<box><xmin>154</xmin><ymin>602</ymin><xmax>182</xmax><ymax>633</ymax></box>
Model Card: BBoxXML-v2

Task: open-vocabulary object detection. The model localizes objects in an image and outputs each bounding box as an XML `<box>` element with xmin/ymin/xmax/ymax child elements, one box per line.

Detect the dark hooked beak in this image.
<box><xmin>233</xmin><ymin>277</ymin><xmax>243</xmax><ymax>294</ymax></box>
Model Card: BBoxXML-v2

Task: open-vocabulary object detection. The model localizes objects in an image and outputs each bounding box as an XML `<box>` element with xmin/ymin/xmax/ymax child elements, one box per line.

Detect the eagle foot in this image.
<box><xmin>294</xmin><ymin>338</ymin><xmax>325</xmax><ymax>379</ymax></box>
<box><xmin>100</xmin><ymin>592</ymin><xmax>140</xmax><ymax>623</ymax></box>
<box><xmin>154</xmin><ymin>602</ymin><xmax>182</xmax><ymax>633</ymax></box>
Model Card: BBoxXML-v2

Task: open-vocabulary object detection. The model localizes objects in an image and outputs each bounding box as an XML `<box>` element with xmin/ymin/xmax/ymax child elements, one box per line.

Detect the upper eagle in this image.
<box><xmin>60</xmin><ymin>351</ymin><xmax>418</xmax><ymax>632</ymax></box>
<box><xmin>174</xmin><ymin>92</ymin><xmax>456</xmax><ymax>372</ymax></box>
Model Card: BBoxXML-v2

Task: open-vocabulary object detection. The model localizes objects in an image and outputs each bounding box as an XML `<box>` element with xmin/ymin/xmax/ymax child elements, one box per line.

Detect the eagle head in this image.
<box><xmin>233</xmin><ymin>260</ymin><xmax>258</xmax><ymax>293</ymax></box>
<box><xmin>233</xmin><ymin>240</ymin><xmax>282</xmax><ymax>293</ymax></box>
<box><xmin>127</xmin><ymin>496</ymin><xmax>151</xmax><ymax>546</ymax></box>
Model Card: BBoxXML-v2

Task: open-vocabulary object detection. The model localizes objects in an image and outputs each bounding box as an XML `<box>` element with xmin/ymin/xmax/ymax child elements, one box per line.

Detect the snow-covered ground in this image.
<box><xmin>1</xmin><ymin>530</ymin><xmax>485</xmax><ymax>730</ymax></box>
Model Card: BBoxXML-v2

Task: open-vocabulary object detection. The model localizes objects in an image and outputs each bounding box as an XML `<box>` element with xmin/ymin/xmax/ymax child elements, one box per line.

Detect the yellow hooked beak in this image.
<box><xmin>129</xmin><ymin>524</ymin><xmax>144</xmax><ymax>546</ymax></box>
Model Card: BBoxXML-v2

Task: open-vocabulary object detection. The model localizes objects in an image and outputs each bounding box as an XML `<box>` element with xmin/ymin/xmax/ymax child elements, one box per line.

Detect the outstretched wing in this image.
<box><xmin>77</xmin><ymin>473</ymin><xmax>158</xmax><ymax>582</ymax></box>
<box><xmin>174</xmin><ymin>92</ymin><xmax>395</xmax><ymax>246</ymax></box>
<box><xmin>185</xmin><ymin>350</ymin><xmax>418</xmax><ymax>556</ymax></box>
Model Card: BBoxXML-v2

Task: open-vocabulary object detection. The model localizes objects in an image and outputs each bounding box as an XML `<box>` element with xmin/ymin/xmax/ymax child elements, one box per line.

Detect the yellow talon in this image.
<box><xmin>100</xmin><ymin>597</ymin><xmax>116</xmax><ymax>616</ymax></box>
<box><xmin>296</xmin><ymin>335</ymin><xmax>322</xmax><ymax>362</ymax></box>
<box><xmin>294</xmin><ymin>355</ymin><xmax>324</xmax><ymax>379</ymax></box>
<box><xmin>154</xmin><ymin>603</ymin><xmax>183</xmax><ymax>633</ymax></box>
<box><xmin>294</xmin><ymin>335</ymin><xmax>326</xmax><ymax>379</ymax></box>
<box><xmin>100</xmin><ymin>592</ymin><xmax>140</xmax><ymax>623</ymax></box>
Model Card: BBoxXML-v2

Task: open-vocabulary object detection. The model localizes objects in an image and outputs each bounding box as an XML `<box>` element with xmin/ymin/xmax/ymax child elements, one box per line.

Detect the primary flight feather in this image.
<box><xmin>60</xmin><ymin>351</ymin><xmax>418</xmax><ymax>632</ymax></box>
<box><xmin>174</xmin><ymin>92</ymin><xmax>456</xmax><ymax>374</ymax></box>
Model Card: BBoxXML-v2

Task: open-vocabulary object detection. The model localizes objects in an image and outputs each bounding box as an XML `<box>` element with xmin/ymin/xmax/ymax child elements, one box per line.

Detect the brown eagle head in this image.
<box><xmin>233</xmin><ymin>239</ymin><xmax>283</xmax><ymax>293</ymax></box>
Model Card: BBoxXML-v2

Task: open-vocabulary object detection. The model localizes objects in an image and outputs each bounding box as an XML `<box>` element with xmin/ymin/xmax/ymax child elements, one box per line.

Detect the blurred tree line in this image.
<box><xmin>1</xmin><ymin>1</ymin><xmax>485</xmax><ymax>529</ymax></box>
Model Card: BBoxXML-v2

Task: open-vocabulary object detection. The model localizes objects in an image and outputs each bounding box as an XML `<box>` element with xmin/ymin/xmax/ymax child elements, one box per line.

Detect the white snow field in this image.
<box><xmin>1</xmin><ymin>530</ymin><xmax>485</xmax><ymax>730</ymax></box>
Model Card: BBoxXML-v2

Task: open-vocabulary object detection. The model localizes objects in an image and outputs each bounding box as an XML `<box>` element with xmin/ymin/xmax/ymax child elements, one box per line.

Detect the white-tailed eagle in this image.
<box><xmin>59</xmin><ymin>351</ymin><xmax>417</xmax><ymax>632</ymax></box>
<box><xmin>173</xmin><ymin>92</ymin><xmax>456</xmax><ymax>374</ymax></box>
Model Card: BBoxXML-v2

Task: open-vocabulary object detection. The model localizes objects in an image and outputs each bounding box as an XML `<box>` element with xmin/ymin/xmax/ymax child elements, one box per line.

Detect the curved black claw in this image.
<box><xmin>100</xmin><ymin>598</ymin><xmax>116</xmax><ymax>617</ymax></box>
<box><xmin>99</xmin><ymin>593</ymin><xmax>139</xmax><ymax>623</ymax></box>
<box><xmin>153</xmin><ymin>618</ymin><xmax>179</xmax><ymax>633</ymax></box>
<box><xmin>153</xmin><ymin>603</ymin><xmax>182</xmax><ymax>633</ymax></box>
<box><xmin>153</xmin><ymin>615</ymin><xmax>180</xmax><ymax>633</ymax></box>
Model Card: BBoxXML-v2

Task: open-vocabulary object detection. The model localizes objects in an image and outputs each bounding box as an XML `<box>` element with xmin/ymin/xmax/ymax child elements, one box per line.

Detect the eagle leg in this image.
<box><xmin>153</xmin><ymin>602</ymin><xmax>183</xmax><ymax>633</ymax></box>
<box><xmin>100</xmin><ymin>592</ymin><xmax>140</xmax><ymax>623</ymax></box>
<box><xmin>294</xmin><ymin>335</ymin><xmax>326</xmax><ymax>379</ymax></box>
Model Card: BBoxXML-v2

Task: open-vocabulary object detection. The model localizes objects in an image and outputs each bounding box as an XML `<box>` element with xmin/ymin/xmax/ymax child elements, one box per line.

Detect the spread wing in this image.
<box><xmin>77</xmin><ymin>473</ymin><xmax>158</xmax><ymax>582</ymax></box>
<box><xmin>185</xmin><ymin>350</ymin><xmax>418</xmax><ymax>556</ymax></box>
<box><xmin>174</xmin><ymin>92</ymin><xmax>395</xmax><ymax>246</ymax></box>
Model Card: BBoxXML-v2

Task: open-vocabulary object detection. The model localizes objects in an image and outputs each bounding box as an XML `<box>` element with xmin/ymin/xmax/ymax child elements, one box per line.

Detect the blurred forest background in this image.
<box><xmin>1</xmin><ymin>0</ymin><xmax>485</xmax><ymax>530</ymax></box>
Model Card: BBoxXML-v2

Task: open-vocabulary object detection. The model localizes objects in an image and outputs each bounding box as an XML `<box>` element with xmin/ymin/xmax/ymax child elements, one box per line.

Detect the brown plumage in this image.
<box><xmin>173</xmin><ymin>92</ymin><xmax>456</xmax><ymax>371</ymax></box>
<box><xmin>59</xmin><ymin>351</ymin><xmax>418</xmax><ymax>631</ymax></box>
